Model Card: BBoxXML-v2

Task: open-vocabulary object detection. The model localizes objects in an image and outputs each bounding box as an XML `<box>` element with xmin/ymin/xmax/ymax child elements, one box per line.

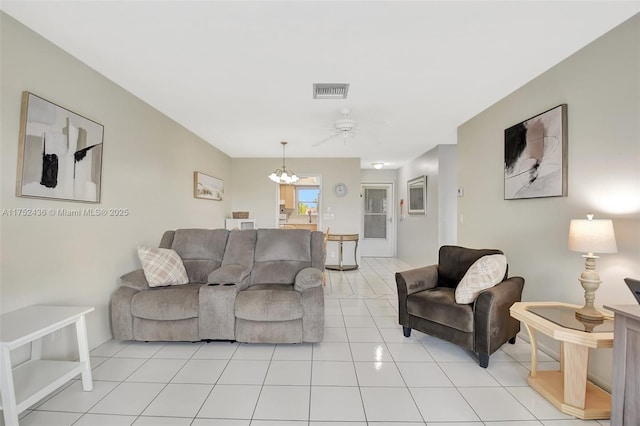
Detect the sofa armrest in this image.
<box><xmin>473</xmin><ymin>276</ymin><xmax>525</xmax><ymax>356</ymax></box>
<box><xmin>120</xmin><ymin>269</ymin><xmax>150</xmax><ymax>291</ymax></box>
<box><xmin>395</xmin><ymin>265</ymin><xmax>438</xmax><ymax>296</ymax></box>
<box><xmin>294</xmin><ymin>267</ymin><xmax>323</xmax><ymax>292</ymax></box>
<box><xmin>111</xmin><ymin>285</ymin><xmax>138</xmax><ymax>340</ymax></box>
<box><xmin>208</xmin><ymin>264</ymin><xmax>251</xmax><ymax>287</ymax></box>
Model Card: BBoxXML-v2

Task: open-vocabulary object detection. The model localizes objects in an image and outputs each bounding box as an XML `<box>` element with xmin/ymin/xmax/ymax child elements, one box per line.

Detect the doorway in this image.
<box><xmin>360</xmin><ymin>182</ymin><xmax>395</xmax><ymax>257</ymax></box>
<box><xmin>275</xmin><ymin>175</ymin><xmax>322</xmax><ymax>231</ymax></box>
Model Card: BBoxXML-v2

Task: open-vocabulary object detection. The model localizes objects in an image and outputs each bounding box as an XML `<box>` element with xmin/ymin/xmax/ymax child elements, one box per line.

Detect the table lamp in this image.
<box><xmin>568</xmin><ymin>214</ymin><xmax>617</xmax><ymax>321</ymax></box>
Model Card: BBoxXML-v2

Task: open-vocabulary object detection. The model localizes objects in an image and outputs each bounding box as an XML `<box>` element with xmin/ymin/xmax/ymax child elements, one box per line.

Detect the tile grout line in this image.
<box><xmin>345</xmin><ymin>297</ymin><xmax>369</xmax><ymax>425</ymax></box>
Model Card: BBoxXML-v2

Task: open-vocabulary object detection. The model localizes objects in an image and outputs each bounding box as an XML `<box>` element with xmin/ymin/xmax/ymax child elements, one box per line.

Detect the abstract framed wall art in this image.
<box><xmin>504</xmin><ymin>104</ymin><xmax>567</xmax><ymax>200</ymax></box>
<box><xmin>194</xmin><ymin>171</ymin><xmax>223</xmax><ymax>201</ymax></box>
<box><xmin>16</xmin><ymin>92</ymin><xmax>104</xmax><ymax>203</ymax></box>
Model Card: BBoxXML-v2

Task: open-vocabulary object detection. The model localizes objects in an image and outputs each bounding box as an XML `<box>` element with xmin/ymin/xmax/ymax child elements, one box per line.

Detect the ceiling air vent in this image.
<box><xmin>313</xmin><ymin>83</ymin><xmax>350</xmax><ymax>99</ymax></box>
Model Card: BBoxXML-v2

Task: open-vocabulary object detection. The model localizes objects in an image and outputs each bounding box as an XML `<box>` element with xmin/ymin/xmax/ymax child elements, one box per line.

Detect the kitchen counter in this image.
<box><xmin>281</xmin><ymin>224</ymin><xmax>317</xmax><ymax>231</ymax></box>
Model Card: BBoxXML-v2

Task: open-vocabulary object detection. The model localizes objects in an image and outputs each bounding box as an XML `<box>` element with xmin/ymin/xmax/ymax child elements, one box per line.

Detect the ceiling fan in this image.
<box><xmin>312</xmin><ymin>108</ymin><xmax>359</xmax><ymax>146</ymax></box>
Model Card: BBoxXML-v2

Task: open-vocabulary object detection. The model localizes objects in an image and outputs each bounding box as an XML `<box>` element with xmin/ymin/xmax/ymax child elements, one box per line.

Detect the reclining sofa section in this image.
<box><xmin>111</xmin><ymin>228</ymin><xmax>325</xmax><ymax>343</ymax></box>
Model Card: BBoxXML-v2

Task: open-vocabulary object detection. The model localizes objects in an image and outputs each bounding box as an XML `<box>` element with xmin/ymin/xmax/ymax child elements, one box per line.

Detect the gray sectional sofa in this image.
<box><xmin>111</xmin><ymin>228</ymin><xmax>325</xmax><ymax>343</ymax></box>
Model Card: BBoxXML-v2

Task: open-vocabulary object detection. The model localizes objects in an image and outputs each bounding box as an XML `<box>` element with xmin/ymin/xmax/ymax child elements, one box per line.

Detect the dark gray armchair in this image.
<box><xmin>396</xmin><ymin>245</ymin><xmax>524</xmax><ymax>367</ymax></box>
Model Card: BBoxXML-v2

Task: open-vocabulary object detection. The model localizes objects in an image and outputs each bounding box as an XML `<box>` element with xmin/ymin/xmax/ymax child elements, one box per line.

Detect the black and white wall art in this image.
<box><xmin>16</xmin><ymin>92</ymin><xmax>104</xmax><ymax>203</ymax></box>
<box><xmin>504</xmin><ymin>104</ymin><xmax>567</xmax><ymax>200</ymax></box>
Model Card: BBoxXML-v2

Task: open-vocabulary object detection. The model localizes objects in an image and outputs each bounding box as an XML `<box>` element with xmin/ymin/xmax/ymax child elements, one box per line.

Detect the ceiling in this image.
<box><xmin>2</xmin><ymin>2</ymin><xmax>638</xmax><ymax>169</ymax></box>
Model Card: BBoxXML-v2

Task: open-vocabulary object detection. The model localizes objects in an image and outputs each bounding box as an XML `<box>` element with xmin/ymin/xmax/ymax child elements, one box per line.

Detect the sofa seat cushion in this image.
<box><xmin>235</xmin><ymin>284</ymin><xmax>303</xmax><ymax>321</ymax></box>
<box><xmin>131</xmin><ymin>284</ymin><xmax>202</xmax><ymax>320</ymax></box>
<box><xmin>407</xmin><ymin>288</ymin><xmax>474</xmax><ymax>332</ymax></box>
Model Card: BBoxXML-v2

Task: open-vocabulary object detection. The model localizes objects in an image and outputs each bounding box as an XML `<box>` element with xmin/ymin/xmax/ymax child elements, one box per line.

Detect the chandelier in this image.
<box><xmin>268</xmin><ymin>141</ymin><xmax>299</xmax><ymax>184</ymax></box>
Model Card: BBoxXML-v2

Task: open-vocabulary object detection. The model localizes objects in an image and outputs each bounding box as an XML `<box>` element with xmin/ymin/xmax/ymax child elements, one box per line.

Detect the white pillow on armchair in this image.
<box><xmin>455</xmin><ymin>254</ymin><xmax>507</xmax><ymax>304</ymax></box>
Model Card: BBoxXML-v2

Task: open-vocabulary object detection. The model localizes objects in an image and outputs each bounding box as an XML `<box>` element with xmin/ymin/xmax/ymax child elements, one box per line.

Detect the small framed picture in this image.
<box><xmin>407</xmin><ymin>175</ymin><xmax>427</xmax><ymax>215</ymax></box>
<box><xmin>194</xmin><ymin>171</ymin><xmax>223</xmax><ymax>201</ymax></box>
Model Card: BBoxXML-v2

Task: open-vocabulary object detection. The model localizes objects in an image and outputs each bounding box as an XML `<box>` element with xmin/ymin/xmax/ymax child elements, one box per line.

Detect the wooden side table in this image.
<box><xmin>0</xmin><ymin>305</ymin><xmax>94</xmax><ymax>426</ymax></box>
<box><xmin>325</xmin><ymin>233</ymin><xmax>359</xmax><ymax>271</ymax></box>
<box><xmin>510</xmin><ymin>301</ymin><xmax>613</xmax><ymax>420</ymax></box>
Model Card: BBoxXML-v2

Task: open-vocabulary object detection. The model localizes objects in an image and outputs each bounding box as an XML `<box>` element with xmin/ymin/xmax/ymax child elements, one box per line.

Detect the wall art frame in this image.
<box><xmin>16</xmin><ymin>91</ymin><xmax>104</xmax><ymax>203</ymax></box>
<box><xmin>407</xmin><ymin>175</ymin><xmax>427</xmax><ymax>215</ymax></box>
<box><xmin>504</xmin><ymin>104</ymin><xmax>568</xmax><ymax>200</ymax></box>
<box><xmin>194</xmin><ymin>171</ymin><xmax>223</xmax><ymax>201</ymax></box>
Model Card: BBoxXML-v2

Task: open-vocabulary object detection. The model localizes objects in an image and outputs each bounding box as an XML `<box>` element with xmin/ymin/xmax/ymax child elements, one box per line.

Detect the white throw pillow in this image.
<box><xmin>137</xmin><ymin>246</ymin><xmax>189</xmax><ymax>287</ymax></box>
<box><xmin>455</xmin><ymin>254</ymin><xmax>507</xmax><ymax>304</ymax></box>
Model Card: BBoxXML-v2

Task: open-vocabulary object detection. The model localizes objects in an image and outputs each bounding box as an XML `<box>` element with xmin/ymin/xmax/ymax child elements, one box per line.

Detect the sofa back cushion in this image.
<box><xmin>171</xmin><ymin>229</ymin><xmax>229</xmax><ymax>283</ymax></box>
<box><xmin>437</xmin><ymin>245</ymin><xmax>504</xmax><ymax>289</ymax></box>
<box><xmin>251</xmin><ymin>229</ymin><xmax>312</xmax><ymax>285</ymax></box>
<box><xmin>310</xmin><ymin>231</ymin><xmax>325</xmax><ymax>270</ymax></box>
<box><xmin>222</xmin><ymin>229</ymin><xmax>257</xmax><ymax>268</ymax></box>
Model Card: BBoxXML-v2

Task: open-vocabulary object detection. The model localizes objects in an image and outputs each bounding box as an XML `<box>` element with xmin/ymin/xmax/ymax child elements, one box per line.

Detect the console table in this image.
<box><xmin>603</xmin><ymin>304</ymin><xmax>640</xmax><ymax>426</ymax></box>
<box><xmin>325</xmin><ymin>233</ymin><xmax>359</xmax><ymax>271</ymax></box>
<box><xmin>510</xmin><ymin>301</ymin><xmax>613</xmax><ymax>420</ymax></box>
<box><xmin>0</xmin><ymin>305</ymin><xmax>94</xmax><ymax>426</ymax></box>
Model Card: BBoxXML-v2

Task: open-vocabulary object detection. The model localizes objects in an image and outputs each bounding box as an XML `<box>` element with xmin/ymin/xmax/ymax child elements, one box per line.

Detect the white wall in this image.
<box><xmin>360</xmin><ymin>168</ymin><xmax>398</xmax><ymax>184</ymax></box>
<box><xmin>396</xmin><ymin>145</ymin><xmax>457</xmax><ymax>267</ymax></box>
<box><xmin>437</xmin><ymin>145</ymin><xmax>457</xmax><ymax>248</ymax></box>
<box><xmin>0</xmin><ymin>13</ymin><xmax>232</xmax><ymax>356</ymax></box>
<box><xmin>457</xmin><ymin>14</ymin><xmax>639</xmax><ymax>390</ymax></box>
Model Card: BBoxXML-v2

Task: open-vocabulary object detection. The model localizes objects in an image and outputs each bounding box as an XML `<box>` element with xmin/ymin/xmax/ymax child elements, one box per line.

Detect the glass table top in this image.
<box><xmin>526</xmin><ymin>305</ymin><xmax>614</xmax><ymax>333</ymax></box>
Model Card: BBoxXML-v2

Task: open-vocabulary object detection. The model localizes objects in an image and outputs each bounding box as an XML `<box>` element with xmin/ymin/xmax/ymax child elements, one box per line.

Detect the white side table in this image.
<box><xmin>0</xmin><ymin>305</ymin><xmax>94</xmax><ymax>426</ymax></box>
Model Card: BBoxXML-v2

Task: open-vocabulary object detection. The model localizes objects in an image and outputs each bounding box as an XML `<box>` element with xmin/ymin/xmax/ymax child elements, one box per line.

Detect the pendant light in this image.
<box><xmin>268</xmin><ymin>141</ymin><xmax>299</xmax><ymax>184</ymax></box>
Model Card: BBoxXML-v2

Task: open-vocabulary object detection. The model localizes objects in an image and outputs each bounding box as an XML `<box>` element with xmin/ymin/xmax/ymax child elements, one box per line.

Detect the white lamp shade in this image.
<box><xmin>568</xmin><ymin>218</ymin><xmax>617</xmax><ymax>254</ymax></box>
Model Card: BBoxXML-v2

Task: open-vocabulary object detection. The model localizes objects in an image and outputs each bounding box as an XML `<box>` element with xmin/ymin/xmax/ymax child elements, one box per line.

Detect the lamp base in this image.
<box><xmin>575</xmin><ymin>306</ymin><xmax>605</xmax><ymax>322</ymax></box>
<box><xmin>575</xmin><ymin>254</ymin><xmax>604</xmax><ymax>322</ymax></box>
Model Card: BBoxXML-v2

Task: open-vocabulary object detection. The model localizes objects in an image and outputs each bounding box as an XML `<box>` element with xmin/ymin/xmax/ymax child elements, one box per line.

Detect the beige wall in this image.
<box><xmin>0</xmin><ymin>13</ymin><xmax>232</xmax><ymax>354</ymax></box>
<box><xmin>231</xmin><ymin>157</ymin><xmax>361</xmax><ymax>263</ymax></box>
<box><xmin>458</xmin><ymin>14</ymin><xmax>639</xmax><ymax>390</ymax></box>
<box><xmin>231</xmin><ymin>157</ymin><xmax>361</xmax><ymax>233</ymax></box>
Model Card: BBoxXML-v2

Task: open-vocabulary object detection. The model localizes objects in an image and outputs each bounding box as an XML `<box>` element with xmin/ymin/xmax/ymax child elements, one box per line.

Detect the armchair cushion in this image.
<box><xmin>407</xmin><ymin>288</ymin><xmax>474</xmax><ymax>332</ymax></box>
<box><xmin>455</xmin><ymin>254</ymin><xmax>507</xmax><ymax>304</ymax></box>
<box><xmin>137</xmin><ymin>247</ymin><xmax>189</xmax><ymax>287</ymax></box>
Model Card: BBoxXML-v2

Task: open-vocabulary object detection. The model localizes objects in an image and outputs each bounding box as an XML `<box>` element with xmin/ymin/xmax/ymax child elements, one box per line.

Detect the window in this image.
<box><xmin>296</xmin><ymin>187</ymin><xmax>319</xmax><ymax>215</ymax></box>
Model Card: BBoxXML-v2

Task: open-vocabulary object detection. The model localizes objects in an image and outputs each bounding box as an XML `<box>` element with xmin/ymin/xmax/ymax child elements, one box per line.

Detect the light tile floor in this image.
<box><xmin>9</xmin><ymin>258</ymin><xmax>611</xmax><ymax>426</ymax></box>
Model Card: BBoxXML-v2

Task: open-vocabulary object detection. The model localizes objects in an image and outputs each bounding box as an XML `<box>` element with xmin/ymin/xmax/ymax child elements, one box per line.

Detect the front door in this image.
<box><xmin>360</xmin><ymin>183</ymin><xmax>395</xmax><ymax>257</ymax></box>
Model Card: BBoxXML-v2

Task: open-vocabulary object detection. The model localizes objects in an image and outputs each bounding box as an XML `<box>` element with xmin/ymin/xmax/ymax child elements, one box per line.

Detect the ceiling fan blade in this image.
<box><xmin>312</xmin><ymin>132</ymin><xmax>340</xmax><ymax>147</ymax></box>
